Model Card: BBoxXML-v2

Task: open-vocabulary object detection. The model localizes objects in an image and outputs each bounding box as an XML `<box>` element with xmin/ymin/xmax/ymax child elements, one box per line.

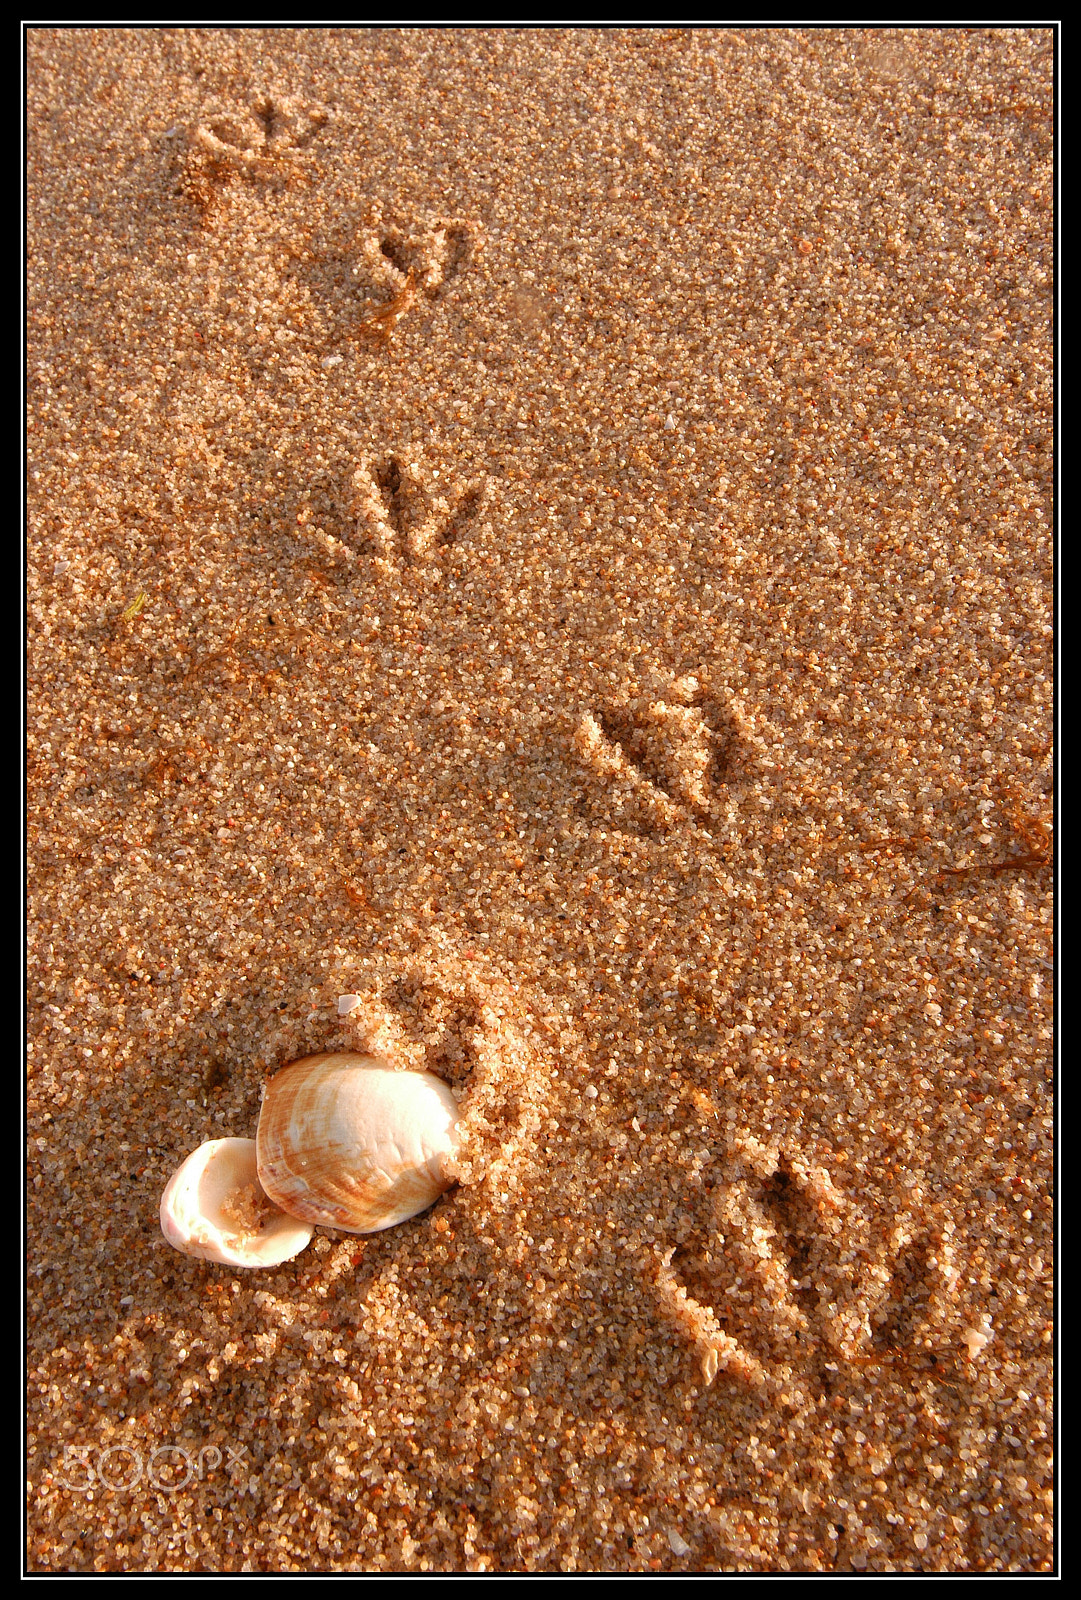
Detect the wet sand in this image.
<box><xmin>27</xmin><ymin>27</ymin><xmax>1053</xmax><ymax>1571</ymax></box>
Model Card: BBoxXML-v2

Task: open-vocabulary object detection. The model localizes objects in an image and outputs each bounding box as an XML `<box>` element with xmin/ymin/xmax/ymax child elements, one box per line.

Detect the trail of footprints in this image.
<box><xmin>180</xmin><ymin>91</ymin><xmax>481</xmax><ymax>348</ymax></box>
<box><xmin>172</xmin><ymin>103</ymin><xmax>908</xmax><ymax>1401</ymax></box>
<box><xmin>305</xmin><ymin>450</ymin><xmax>752</xmax><ymax>823</ymax></box>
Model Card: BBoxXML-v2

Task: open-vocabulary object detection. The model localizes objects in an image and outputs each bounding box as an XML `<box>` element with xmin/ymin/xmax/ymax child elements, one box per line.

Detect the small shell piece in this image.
<box><xmin>159</xmin><ymin>1137</ymin><xmax>315</xmax><ymax>1268</ymax></box>
<box><xmin>256</xmin><ymin>1053</ymin><xmax>460</xmax><ymax>1234</ymax></box>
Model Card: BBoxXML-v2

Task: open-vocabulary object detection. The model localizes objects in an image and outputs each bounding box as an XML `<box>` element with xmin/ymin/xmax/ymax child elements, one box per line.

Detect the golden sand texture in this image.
<box><xmin>27</xmin><ymin>27</ymin><xmax>1053</xmax><ymax>1572</ymax></box>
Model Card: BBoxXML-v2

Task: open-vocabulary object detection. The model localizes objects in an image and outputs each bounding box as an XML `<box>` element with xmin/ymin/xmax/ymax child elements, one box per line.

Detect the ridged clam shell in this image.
<box><xmin>256</xmin><ymin>1053</ymin><xmax>460</xmax><ymax>1234</ymax></box>
<box><xmin>159</xmin><ymin>1137</ymin><xmax>315</xmax><ymax>1268</ymax></box>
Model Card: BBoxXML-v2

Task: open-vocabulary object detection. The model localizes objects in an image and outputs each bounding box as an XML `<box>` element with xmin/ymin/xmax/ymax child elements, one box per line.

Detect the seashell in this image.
<box><xmin>255</xmin><ymin>1052</ymin><xmax>460</xmax><ymax>1234</ymax></box>
<box><xmin>159</xmin><ymin>1137</ymin><xmax>315</xmax><ymax>1268</ymax></box>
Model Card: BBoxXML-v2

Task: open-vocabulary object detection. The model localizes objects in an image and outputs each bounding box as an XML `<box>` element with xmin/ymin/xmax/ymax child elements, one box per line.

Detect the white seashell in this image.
<box><xmin>159</xmin><ymin>1137</ymin><xmax>315</xmax><ymax>1268</ymax></box>
<box><xmin>256</xmin><ymin>1052</ymin><xmax>460</xmax><ymax>1234</ymax></box>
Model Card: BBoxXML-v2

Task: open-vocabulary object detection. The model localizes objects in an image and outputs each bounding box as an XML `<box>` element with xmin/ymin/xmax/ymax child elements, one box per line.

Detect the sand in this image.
<box><xmin>26</xmin><ymin>27</ymin><xmax>1054</xmax><ymax>1572</ymax></box>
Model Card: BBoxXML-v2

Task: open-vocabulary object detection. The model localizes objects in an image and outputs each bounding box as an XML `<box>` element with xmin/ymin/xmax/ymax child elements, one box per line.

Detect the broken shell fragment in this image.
<box><xmin>159</xmin><ymin>1137</ymin><xmax>315</xmax><ymax>1268</ymax></box>
<box><xmin>256</xmin><ymin>1052</ymin><xmax>460</xmax><ymax>1234</ymax></box>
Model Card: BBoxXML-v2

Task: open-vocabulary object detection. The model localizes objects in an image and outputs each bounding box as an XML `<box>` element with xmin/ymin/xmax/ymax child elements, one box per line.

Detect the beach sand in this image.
<box><xmin>27</xmin><ymin>27</ymin><xmax>1053</xmax><ymax>1571</ymax></box>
